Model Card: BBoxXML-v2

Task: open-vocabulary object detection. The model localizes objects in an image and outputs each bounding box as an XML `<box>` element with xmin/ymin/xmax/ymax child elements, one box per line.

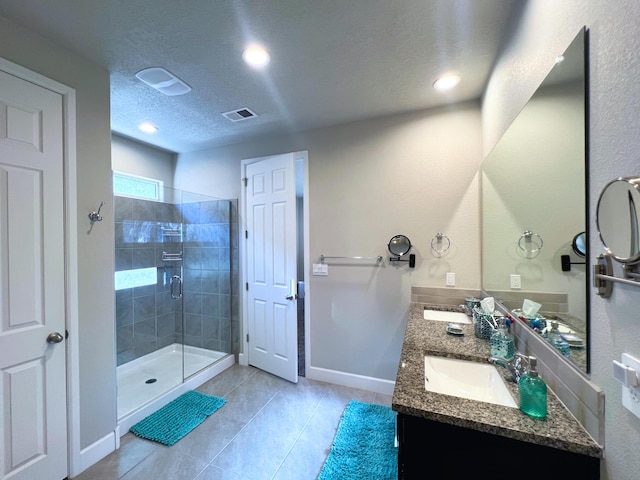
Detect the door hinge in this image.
<box><xmin>246</xmin><ymin>333</ymin><xmax>249</xmax><ymax>343</ymax></box>
<box><xmin>245</xmin><ymin>282</ymin><xmax>249</xmax><ymax>291</ymax></box>
<box><xmin>243</xmin><ymin>177</ymin><xmax>248</xmax><ymax>187</ymax></box>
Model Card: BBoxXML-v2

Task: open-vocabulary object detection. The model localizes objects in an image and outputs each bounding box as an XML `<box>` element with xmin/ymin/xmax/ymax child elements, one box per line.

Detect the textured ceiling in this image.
<box><xmin>0</xmin><ymin>0</ymin><xmax>522</xmax><ymax>153</ymax></box>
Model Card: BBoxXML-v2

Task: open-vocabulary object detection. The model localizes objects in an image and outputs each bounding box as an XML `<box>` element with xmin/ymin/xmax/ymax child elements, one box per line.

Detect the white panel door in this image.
<box><xmin>246</xmin><ymin>153</ymin><xmax>298</xmax><ymax>383</ymax></box>
<box><xmin>0</xmin><ymin>70</ymin><xmax>67</xmax><ymax>480</ymax></box>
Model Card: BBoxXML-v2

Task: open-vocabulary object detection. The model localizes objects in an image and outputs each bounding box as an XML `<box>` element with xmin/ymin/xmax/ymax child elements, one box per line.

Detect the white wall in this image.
<box><xmin>483</xmin><ymin>2</ymin><xmax>640</xmax><ymax>478</ymax></box>
<box><xmin>111</xmin><ymin>133</ymin><xmax>176</xmax><ymax>187</ymax></box>
<box><xmin>0</xmin><ymin>14</ymin><xmax>115</xmax><ymax>455</ymax></box>
<box><xmin>176</xmin><ymin>103</ymin><xmax>483</xmax><ymax>381</ymax></box>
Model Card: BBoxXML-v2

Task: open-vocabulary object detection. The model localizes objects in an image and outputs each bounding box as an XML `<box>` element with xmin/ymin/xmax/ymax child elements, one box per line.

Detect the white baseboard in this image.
<box><xmin>238</xmin><ymin>352</ymin><xmax>248</xmax><ymax>366</ymax></box>
<box><xmin>73</xmin><ymin>429</ymin><xmax>119</xmax><ymax>477</ymax></box>
<box><xmin>307</xmin><ymin>366</ymin><xmax>395</xmax><ymax>395</ymax></box>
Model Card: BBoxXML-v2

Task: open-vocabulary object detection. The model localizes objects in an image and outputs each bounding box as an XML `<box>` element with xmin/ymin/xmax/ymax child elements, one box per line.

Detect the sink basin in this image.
<box><xmin>424</xmin><ymin>355</ymin><xmax>517</xmax><ymax>408</ymax></box>
<box><xmin>423</xmin><ymin>309</ymin><xmax>471</xmax><ymax>324</ymax></box>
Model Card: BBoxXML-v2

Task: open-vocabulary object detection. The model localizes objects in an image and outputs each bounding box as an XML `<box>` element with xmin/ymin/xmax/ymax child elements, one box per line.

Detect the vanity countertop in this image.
<box><xmin>392</xmin><ymin>303</ymin><xmax>603</xmax><ymax>458</ymax></box>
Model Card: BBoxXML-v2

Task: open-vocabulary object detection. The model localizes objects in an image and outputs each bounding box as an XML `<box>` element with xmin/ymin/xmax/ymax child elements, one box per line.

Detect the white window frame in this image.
<box><xmin>113</xmin><ymin>170</ymin><xmax>164</xmax><ymax>201</ymax></box>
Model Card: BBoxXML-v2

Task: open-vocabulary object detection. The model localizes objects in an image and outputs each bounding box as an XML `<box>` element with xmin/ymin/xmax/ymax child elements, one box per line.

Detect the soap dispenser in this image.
<box><xmin>518</xmin><ymin>356</ymin><xmax>547</xmax><ymax>419</ymax></box>
<box><xmin>490</xmin><ymin>317</ymin><xmax>514</xmax><ymax>361</ymax></box>
<box><xmin>546</xmin><ymin>321</ymin><xmax>571</xmax><ymax>359</ymax></box>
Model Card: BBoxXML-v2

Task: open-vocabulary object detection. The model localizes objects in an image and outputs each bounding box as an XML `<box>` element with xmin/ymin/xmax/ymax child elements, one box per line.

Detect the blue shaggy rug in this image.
<box><xmin>130</xmin><ymin>390</ymin><xmax>225</xmax><ymax>446</ymax></box>
<box><xmin>318</xmin><ymin>400</ymin><xmax>398</xmax><ymax>480</ymax></box>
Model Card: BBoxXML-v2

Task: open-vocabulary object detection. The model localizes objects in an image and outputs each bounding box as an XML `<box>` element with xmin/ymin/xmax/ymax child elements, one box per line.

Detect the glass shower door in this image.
<box><xmin>180</xmin><ymin>191</ymin><xmax>234</xmax><ymax>380</ymax></box>
<box><xmin>114</xmin><ymin>185</ymin><xmax>185</xmax><ymax>419</ymax></box>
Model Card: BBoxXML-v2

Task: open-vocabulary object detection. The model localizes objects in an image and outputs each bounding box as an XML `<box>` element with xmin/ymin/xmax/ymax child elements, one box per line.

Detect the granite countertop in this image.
<box><xmin>392</xmin><ymin>303</ymin><xmax>603</xmax><ymax>458</ymax></box>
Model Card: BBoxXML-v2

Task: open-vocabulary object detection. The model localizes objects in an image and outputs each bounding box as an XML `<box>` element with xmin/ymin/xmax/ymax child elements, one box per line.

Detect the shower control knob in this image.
<box><xmin>46</xmin><ymin>332</ymin><xmax>64</xmax><ymax>344</ymax></box>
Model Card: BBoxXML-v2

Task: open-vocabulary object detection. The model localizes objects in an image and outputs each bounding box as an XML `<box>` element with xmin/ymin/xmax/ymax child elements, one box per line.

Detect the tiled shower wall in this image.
<box><xmin>114</xmin><ymin>196</ymin><xmax>239</xmax><ymax>367</ymax></box>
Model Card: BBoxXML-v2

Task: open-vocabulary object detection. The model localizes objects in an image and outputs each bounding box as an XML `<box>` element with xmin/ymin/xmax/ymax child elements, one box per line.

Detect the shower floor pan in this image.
<box><xmin>117</xmin><ymin>343</ymin><xmax>227</xmax><ymax>420</ymax></box>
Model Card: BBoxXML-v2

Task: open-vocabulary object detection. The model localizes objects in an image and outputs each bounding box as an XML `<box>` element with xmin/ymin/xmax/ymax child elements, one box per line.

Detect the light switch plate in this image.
<box><xmin>619</xmin><ymin>353</ymin><xmax>640</xmax><ymax>419</ymax></box>
<box><xmin>445</xmin><ymin>272</ymin><xmax>455</xmax><ymax>287</ymax></box>
<box><xmin>312</xmin><ymin>263</ymin><xmax>328</xmax><ymax>276</ymax></box>
<box><xmin>510</xmin><ymin>274</ymin><xmax>521</xmax><ymax>289</ymax></box>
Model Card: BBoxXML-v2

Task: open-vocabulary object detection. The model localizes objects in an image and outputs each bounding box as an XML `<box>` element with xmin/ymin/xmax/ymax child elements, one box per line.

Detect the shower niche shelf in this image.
<box><xmin>161</xmin><ymin>226</ymin><xmax>183</xmax><ymax>238</ymax></box>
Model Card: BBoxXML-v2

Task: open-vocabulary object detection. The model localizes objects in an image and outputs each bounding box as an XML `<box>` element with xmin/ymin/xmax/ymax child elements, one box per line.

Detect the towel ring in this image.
<box><xmin>431</xmin><ymin>232</ymin><xmax>451</xmax><ymax>256</ymax></box>
<box><xmin>518</xmin><ymin>230</ymin><xmax>544</xmax><ymax>255</ymax></box>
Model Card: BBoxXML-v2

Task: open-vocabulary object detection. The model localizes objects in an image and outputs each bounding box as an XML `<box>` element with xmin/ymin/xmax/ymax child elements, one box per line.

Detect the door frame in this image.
<box><xmin>0</xmin><ymin>58</ymin><xmax>80</xmax><ymax>477</ymax></box>
<box><xmin>239</xmin><ymin>151</ymin><xmax>310</xmax><ymax>377</ymax></box>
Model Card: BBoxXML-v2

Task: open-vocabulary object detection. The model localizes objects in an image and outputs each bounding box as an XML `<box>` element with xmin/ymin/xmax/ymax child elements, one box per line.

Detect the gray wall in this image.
<box><xmin>175</xmin><ymin>103</ymin><xmax>483</xmax><ymax>381</ymax></box>
<box><xmin>483</xmin><ymin>2</ymin><xmax>640</xmax><ymax>478</ymax></box>
<box><xmin>0</xmin><ymin>16</ymin><xmax>115</xmax><ymax>449</ymax></box>
<box><xmin>111</xmin><ymin>133</ymin><xmax>176</xmax><ymax>187</ymax></box>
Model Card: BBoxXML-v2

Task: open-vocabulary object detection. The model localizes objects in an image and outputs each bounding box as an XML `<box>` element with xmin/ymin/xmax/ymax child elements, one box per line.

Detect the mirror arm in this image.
<box><xmin>593</xmin><ymin>253</ymin><xmax>640</xmax><ymax>298</ymax></box>
<box><xmin>561</xmin><ymin>254</ymin><xmax>586</xmax><ymax>272</ymax></box>
<box><xmin>389</xmin><ymin>254</ymin><xmax>416</xmax><ymax>268</ymax></box>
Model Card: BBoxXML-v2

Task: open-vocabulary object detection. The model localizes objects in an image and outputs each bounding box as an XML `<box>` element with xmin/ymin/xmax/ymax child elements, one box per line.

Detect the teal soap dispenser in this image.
<box><xmin>490</xmin><ymin>317</ymin><xmax>514</xmax><ymax>361</ymax></box>
<box><xmin>518</xmin><ymin>356</ymin><xmax>547</xmax><ymax>419</ymax></box>
<box><xmin>546</xmin><ymin>321</ymin><xmax>571</xmax><ymax>359</ymax></box>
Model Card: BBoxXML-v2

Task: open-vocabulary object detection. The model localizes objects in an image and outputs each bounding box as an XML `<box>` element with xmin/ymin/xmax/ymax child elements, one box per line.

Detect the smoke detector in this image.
<box><xmin>222</xmin><ymin>108</ymin><xmax>258</xmax><ymax>122</ymax></box>
<box><xmin>135</xmin><ymin>67</ymin><xmax>191</xmax><ymax>96</ymax></box>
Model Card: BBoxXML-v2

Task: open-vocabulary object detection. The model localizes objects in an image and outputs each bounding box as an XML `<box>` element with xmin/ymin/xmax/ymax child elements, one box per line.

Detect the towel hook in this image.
<box><xmin>88</xmin><ymin>201</ymin><xmax>105</xmax><ymax>225</ymax></box>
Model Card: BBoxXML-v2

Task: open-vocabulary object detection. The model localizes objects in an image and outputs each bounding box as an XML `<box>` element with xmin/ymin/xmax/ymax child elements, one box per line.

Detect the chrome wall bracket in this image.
<box><xmin>593</xmin><ymin>253</ymin><xmax>640</xmax><ymax>298</ymax></box>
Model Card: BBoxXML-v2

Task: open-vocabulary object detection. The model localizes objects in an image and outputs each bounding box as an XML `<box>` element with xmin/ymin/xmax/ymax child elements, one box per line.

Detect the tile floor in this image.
<box><xmin>74</xmin><ymin>364</ymin><xmax>393</xmax><ymax>480</ymax></box>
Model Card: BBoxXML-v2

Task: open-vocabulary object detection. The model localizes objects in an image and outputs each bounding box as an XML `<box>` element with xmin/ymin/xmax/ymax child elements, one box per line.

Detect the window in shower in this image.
<box><xmin>113</xmin><ymin>171</ymin><xmax>163</xmax><ymax>201</ymax></box>
<box><xmin>114</xmin><ymin>267</ymin><xmax>158</xmax><ymax>291</ymax></box>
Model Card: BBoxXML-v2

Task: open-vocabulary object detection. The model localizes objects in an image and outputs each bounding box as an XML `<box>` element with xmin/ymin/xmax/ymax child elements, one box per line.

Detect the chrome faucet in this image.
<box><xmin>488</xmin><ymin>353</ymin><xmax>529</xmax><ymax>383</ymax></box>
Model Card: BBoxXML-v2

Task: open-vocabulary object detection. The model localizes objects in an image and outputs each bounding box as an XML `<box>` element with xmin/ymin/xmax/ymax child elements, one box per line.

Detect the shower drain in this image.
<box><xmin>145</xmin><ymin>378</ymin><xmax>157</xmax><ymax>384</ymax></box>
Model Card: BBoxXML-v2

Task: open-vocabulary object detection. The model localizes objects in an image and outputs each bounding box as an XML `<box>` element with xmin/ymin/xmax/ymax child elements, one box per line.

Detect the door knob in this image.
<box><xmin>46</xmin><ymin>332</ymin><xmax>64</xmax><ymax>344</ymax></box>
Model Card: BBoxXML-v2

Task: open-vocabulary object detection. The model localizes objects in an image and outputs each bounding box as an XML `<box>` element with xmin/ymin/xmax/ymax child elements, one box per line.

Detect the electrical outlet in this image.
<box><xmin>618</xmin><ymin>353</ymin><xmax>640</xmax><ymax>420</ymax></box>
<box><xmin>446</xmin><ymin>272</ymin><xmax>455</xmax><ymax>287</ymax></box>
<box><xmin>510</xmin><ymin>274</ymin><xmax>521</xmax><ymax>289</ymax></box>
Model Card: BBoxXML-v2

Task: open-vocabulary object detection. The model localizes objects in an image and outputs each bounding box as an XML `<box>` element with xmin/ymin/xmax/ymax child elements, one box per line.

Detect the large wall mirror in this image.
<box><xmin>481</xmin><ymin>28</ymin><xmax>589</xmax><ymax>374</ymax></box>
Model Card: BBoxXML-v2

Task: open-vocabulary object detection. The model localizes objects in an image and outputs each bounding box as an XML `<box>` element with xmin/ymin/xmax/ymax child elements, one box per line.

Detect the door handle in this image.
<box><xmin>285</xmin><ymin>279</ymin><xmax>298</xmax><ymax>301</ymax></box>
<box><xmin>171</xmin><ymin>275</ymin><xmax>183</xmax><ymax>299</ymax></box>
<box><xmin>47</xmin><ymin>332</ymin><xmax>64</xmax><ymax>344</ymax></box>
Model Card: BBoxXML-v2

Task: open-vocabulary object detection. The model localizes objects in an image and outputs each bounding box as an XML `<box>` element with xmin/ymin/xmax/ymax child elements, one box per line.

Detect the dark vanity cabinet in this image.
<box><xmin>396</xmin><ymin>413</ymin><xmax>599</xmax><ymax>480</ymax></box>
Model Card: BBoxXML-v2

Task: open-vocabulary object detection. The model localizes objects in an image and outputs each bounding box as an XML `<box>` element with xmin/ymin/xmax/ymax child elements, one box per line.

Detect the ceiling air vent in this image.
<box><xmin>222</xmin><ymin>108</ymin><xmax>258</xmax><ymax>122</ymax></box>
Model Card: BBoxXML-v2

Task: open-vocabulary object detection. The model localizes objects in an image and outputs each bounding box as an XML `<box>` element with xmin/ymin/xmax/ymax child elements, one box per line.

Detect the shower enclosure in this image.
<box><xmin>114</xmin><ymin>185</ymin><xmax>238</xmax><ymax>426</ymax></box>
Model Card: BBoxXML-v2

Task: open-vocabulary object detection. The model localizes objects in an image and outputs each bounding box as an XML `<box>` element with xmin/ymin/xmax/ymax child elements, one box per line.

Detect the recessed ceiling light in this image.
<box><xmin>555</xmin><ymin>55</ymin><xmax>565</xmax><ymax>64</ymax></box>
<box><xmin>242</xmin><ymin>45</ymin><xmax>271</xmax><ymax>68</ymax></box>
<box><xmin>433</xmin><ymin>74</ymin><xmax>461</xmax><ymax>91</ymax></box>
<box><xmin>138</xmin><ymin>122</ymin><xmax>158</xmax><ymax>133</ymax></box>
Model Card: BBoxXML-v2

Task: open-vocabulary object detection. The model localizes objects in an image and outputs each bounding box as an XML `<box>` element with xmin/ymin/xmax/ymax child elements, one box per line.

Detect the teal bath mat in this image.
<box><xmin>318</xmin><ymin>400</ymin><xmax>398</xmax><ymax>480</ymax></box>
<box><xmin>130</xmin><ymin>390</ymin><xmax>225</xmax><ymax>446</ymax></box>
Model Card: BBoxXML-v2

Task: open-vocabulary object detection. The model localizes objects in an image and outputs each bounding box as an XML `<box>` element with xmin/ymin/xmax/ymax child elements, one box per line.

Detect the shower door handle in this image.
<box><xmin>171</xmin><ymin>275</ymin><xmax>183</xmax><ymax>299</ymax></box>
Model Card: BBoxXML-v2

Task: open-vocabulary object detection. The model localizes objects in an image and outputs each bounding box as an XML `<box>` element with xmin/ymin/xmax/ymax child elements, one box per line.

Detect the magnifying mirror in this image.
<box><xmin>572</xmin><ymin>232</ymin><xmax>586</xmax><ymax>257</ymax></box>
<box><xmin>596</xmin><ymin>177</ymin><xmax>640</xmax><ymax>263</ymax></box>
<box><xmin>388</xmin><ymin>234</ymin><xmax>416</xmax><ymax>268</ymax></box>
<box><xmin>388</xmin><ymin>234</ymin><xmax>412</xmax><ymax>256</ymax></box>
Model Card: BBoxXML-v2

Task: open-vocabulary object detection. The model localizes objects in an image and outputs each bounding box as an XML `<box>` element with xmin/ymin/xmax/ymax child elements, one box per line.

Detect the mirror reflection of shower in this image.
<box><xmin>114</xmin><ymin>182</ymin><xmax>238</xmax><ymax>420</ymax></box>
